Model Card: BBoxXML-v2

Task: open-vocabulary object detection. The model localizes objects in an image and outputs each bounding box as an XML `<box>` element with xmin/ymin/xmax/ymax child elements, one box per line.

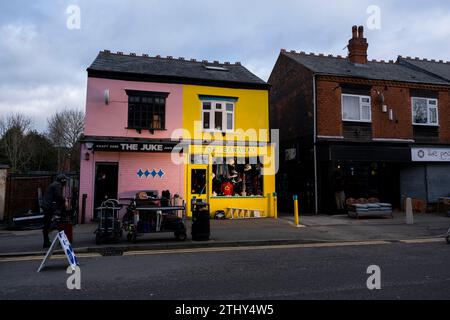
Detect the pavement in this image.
<box><xmin>0</xmin><ymin>211</ymin><xmax>448</xmax><ymax>258</ymax></box>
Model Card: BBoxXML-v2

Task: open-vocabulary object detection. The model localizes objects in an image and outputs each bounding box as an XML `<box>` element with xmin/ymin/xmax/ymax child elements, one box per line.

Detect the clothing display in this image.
<box><xmin>212</xmin><ymin>157</ymin><xmax>264</xmax><ymax>197</ymax></box>
<box><xmin>221</xmin><ymin>181</ymin><xmax>234</xmax><ymax>196</ymax></box>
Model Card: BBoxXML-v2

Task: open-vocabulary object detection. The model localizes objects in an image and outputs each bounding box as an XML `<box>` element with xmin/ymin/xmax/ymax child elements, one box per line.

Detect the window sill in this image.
<box><xmin>413</xmin><ymin>124</ymin><xmax>439</xmax><ymax>127</ymax></box>
<box><xmin>202</xmin><ymin>130</ymin><xmax>235</xmax><ymax>134</ymax></box>
<box><xmin>211</xmin><ymin>196</ymin><xmax>265</xmax><ymax>199</ymax></box>
<box><xmin>342</xmin><ymin>120</ymin><xmax>372</xmax><ymax>124</ymax></box>
<box><xmin>126</xmin><ymin>127</ymin><xmax>167</xmax><ymax>134</ymax></box>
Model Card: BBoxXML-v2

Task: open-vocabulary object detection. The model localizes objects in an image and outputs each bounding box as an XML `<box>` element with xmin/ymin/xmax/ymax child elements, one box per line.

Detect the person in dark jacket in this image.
<box><xmin>42</xmin><ymin>174</ymin><xmax>68</xmax><ymax>248</ymax></box>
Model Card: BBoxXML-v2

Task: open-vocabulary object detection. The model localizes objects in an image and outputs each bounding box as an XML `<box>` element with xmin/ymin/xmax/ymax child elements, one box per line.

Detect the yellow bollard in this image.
<box><xmin>294</xmin><ymin>195</ymin><xmax>299</xmax><ymax>227</ymax></box>
<box><xmin>273</xmin><ymin>192</ymin><xmax>278</xmax><ymax>219</ymax></box>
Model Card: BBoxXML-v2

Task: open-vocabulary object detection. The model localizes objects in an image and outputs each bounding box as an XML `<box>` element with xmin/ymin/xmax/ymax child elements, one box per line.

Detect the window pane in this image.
<box><xmin>216</xmin><ymin>103</ymin><xmax>222</xmax><ymax>110</ymax></box>
<box><xmin>429</xmin><ymin>107</ymin><xmax>438</xmax><ymax>124</ymax></box>
<box><xmin>203</xmin><ymin>112</ymin><xmax>210</xmax><ymax>129</ymax></box>
<box><xmin>227</xmin><ymin>113</ymin><xmax>233</xmax><ymax>130</ymax></box>
<box><xmin>342</xmin><ymin>95</ymin><xmax>360</xmax><ymax>121</ymax></box>
<box><xmin>226</xmin><ymin>103</ymin><xmax>234</xmax><ymax>112</ymax></box>
<box><xmin>212</xmin><ymin>157</ymin><xmax>264</xmax><ymax>197</ymax></box>
<box><xmin>203</xmin><ymin>102</ymin><xmax>211</xmax><ymax>110</ymax></box>
<box><xmin>152</xmin><ymin>114</ymin><xmax>161</xmax><ymax>129</ymax></box>
<box><xmin>413</xmin><ymin>98</ymin><xmax>428</xmax><ymax>124</ymax></box>
<box><xmin>191</xmin><ymin>169</ymin><xmax>207</xmax><ymax>195</ymax></box>
<box><xmin>428</xmin><ymin>99</ymin><xmax>437</xmax><ymax>106</ymax></box>
<box><xmin>215</xmin><ymin>111</ymin><xmax>223</xmax><ymax>130</ymax></box>
<box><xmin>361</xmin><ymin>105</ymin><xmax>371</xmax><ymax>121</ymax></box>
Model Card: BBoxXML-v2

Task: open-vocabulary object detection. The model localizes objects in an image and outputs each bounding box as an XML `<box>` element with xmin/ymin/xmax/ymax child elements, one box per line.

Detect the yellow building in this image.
<box><xmin>181</xmin><ymin>84</ymin><xmax>276</xmax><ymax>218</ymax></box>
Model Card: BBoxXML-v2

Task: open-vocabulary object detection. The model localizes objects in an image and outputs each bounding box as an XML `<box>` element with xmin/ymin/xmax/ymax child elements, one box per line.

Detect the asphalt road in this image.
<box><xmin>0</xmin><ymin>240</ymin><xmax>449</xmax><ymax>300</ymax></box>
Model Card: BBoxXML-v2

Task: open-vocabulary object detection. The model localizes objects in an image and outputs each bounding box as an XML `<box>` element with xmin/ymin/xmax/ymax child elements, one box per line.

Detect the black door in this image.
<box><xmin>94</xmin><ymin>163</ymin><xmax>119</xmax><ymax>219</ymax></box>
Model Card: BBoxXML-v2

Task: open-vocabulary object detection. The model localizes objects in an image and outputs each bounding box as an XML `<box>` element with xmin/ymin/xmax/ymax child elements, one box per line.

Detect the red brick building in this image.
<box><xmin>269</xmin><ymin>26</ymin><xmax>450</xmax><ymax>214</ymax></box>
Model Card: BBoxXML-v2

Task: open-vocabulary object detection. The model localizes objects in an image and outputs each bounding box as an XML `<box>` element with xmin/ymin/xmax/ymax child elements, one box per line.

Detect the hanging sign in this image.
<box><xmin>37</xmin><ymin>231</ymin><xmax>78</xmax><ymax>272</ymax></box>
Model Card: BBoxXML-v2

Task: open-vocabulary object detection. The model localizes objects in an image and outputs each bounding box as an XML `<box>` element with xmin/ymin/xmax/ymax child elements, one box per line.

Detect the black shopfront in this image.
<box><xmin>317</xmin><ymin>142</ymin><xmax>412</xmax><ymax>213</ymax></box>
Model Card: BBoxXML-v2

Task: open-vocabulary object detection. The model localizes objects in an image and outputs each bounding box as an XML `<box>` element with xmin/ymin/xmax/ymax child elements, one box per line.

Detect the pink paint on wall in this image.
<box><xmin>79</xmin><ymin>147</ymin><xmax>185</xmax><ymax>221</ymax></box>
<box><xmin>84</xmin><ymin>77</ymin><xmax>183</xmax><ymax>139</ymax></box>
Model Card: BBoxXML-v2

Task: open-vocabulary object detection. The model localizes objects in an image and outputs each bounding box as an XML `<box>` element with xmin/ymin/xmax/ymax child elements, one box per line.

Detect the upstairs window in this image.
<box><xmin>202</xmin><ymin>100</ymin><xmax>235</xmax><ymax>132</ymax></box>
<box><xmin>342</xmin><ymin>94</ymin><xmax>372</xmax><ymax>122</ymax></box>
<box><xmin>126</xmin><ymin>90</ymin><xmax>169</xmax><ymax>131</ymax></box>
<box><xmin>412</xmin><ymin>97</ymin><xmax>438</xmax><ymax>126</ymax></box>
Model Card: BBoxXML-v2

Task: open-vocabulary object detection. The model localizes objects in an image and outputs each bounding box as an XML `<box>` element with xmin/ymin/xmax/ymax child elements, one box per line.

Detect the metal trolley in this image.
<box><xmin>95</xmin><ymin>199</ymin><xmax>123</xmax><ymax>245</ymax></box>
<box><xmin>123</xmin><ymin>191</ymin><xmax>187</xmax><ymax>243</ymax></box>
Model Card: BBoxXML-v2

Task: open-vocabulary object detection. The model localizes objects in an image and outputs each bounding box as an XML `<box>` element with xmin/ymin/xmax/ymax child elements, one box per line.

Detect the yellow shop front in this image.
<box><xmin>186</xmin><ymin>144</ymin><xmax>276</xmax><ymax>218</ymax></box>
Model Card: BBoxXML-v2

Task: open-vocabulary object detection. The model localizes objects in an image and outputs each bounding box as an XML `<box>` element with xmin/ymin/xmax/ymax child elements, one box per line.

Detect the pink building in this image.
<box><xmin>80</xmin><ymin>65</ymin><xmax>185</xmax><ymax>220</ymax></box>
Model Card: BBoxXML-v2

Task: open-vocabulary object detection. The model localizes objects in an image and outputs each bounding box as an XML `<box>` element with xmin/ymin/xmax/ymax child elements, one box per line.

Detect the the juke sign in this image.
<box><xmin>93</xmin><ymin>142</ymin><xmax>180</xmax><ymax>153</ymax></box>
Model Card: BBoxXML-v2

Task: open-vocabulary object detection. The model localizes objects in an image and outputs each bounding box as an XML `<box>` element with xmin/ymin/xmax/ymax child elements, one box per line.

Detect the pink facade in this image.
<box><xmin>79</xmin><ymin>148</ymin><xmax>185</xmax><ymax>220</ymax></box>
<box><xmin>84</xmin><ymin>77</ymin><xmax>183</xmax><ymax>139</ymax></box>
<box><xmin>80</xmin><ymin>77</ymin><xmax>184</xmax><ymax>220</ymax></box>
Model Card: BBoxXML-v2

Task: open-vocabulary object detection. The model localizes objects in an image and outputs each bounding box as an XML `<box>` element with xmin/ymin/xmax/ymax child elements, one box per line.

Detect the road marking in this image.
<box><xmin>123</xmin><ymin>241</ymin><xmax>390</xmax><ymax>257</ymax></box>
<box><xmin>0</xmin><ymin>253</ymin><xmax>101</xmax><ymax>263</ymax></box>
<box><xmin>0</xmin><ymin>238</ymin><xmax>445</xmax><ymax>262</ymax></box>
<box><xmin>400</xmin><ymin>238</ymin><xmax>444</xmax><ymax>244</ymax></box>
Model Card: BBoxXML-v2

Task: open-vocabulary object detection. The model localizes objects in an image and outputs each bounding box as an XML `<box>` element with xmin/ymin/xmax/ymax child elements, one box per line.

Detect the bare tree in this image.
<box><xmin>0</xmin><ymin>113</ymin><xmax>34</xmax><ymax>172</ymax></box>
<box><xmin>47</xmin><ymin>109</ymin><xmax>85</xmax><ymax>171</ymax></box>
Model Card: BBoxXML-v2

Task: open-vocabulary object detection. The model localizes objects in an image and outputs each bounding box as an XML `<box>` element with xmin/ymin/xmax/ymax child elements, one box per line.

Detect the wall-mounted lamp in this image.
<box><xmin>104</xmin><ymin>89</ymin><xmax>110</xmax><ymax>105</ymax></box>
<box><xmin>85</xmin><ymin>152</ymin><xmax>90</xmax><ymax>161</ymax></box>
<box><xmin>389</xmin><ymin>109</ymin><xmax>394</xmax><ymax>121</ymax></box>
<box><xmin>382</xmin><ymin>105</ymin><xmax>388</xmax><ymax>113</ymax></box>
<box><xmin>85</xmin><ymin>142</ymin><xmax>94</xmax><ymax>150</ymax></box>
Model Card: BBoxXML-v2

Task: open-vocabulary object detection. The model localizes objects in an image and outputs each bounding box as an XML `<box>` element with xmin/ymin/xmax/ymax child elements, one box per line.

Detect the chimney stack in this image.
<box><xmin>348</xmin><ymin>25</ymin><xmax>369</xmax><ymax>64</ymax></box>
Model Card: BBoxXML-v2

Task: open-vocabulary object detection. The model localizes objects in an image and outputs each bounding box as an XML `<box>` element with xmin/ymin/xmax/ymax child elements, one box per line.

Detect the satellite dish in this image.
<box><xmin>104</xmin><ymin>89</ymin><xmax>110</xmax><ymax>105</ymax></box>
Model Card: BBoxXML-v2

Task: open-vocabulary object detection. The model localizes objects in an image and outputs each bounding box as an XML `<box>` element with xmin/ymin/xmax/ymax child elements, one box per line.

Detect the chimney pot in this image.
<box><xmin>352</xmin><ymin>25</ymin><xmax>358</xmax><ymax>38</ymax></box>
<box><xmin>358</xmin><ymin>26</ymin><xmax>364</xmax><ymax>38</ymax></box>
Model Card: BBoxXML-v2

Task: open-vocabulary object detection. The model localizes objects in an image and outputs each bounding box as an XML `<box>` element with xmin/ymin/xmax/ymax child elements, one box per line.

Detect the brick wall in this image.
<box><xmin>316</xmin><ymin>80</ymin><xmax>343</xmax><ymax>137</ymax></box>
<box><xmin>316</xmin><ymin>76</ymin><xmax>450</xmax><ymax>142</ymax></box>
<box><xmin>439</xmin><ymin>91</ymin><xmax>450</xmax><ymax>143</ymax></box>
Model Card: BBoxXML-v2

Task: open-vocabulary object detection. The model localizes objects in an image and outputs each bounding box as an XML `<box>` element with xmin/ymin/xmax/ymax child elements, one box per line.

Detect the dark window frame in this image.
<box><xmin>125</xmin><ymin>90</ymin><xmax>169</xmax><ymax>133</ymax></box>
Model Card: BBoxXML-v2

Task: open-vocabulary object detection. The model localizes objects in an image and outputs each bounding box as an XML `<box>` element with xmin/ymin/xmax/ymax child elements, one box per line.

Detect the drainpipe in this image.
<box><xmin>313</xmin><ymin>74</ymin><xmax>319</xmax><ymax>215</ymax></box>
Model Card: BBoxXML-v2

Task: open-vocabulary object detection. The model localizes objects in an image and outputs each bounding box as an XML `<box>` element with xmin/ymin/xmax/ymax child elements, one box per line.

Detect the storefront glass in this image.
<box><xmin>211</xmin><ymin>157</ymin><xmax>264</xmax><ymax>197</ymax></box>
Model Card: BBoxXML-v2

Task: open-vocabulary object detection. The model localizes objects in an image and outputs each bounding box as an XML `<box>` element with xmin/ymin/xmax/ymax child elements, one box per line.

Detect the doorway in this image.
<box><xmin>94</xmin><ymin>163</ymin><xmax>119</xmax><ymax>219</ymax></box>
<box><xmin>189</xmin><ymin>166</ymin><xmax>209</xmax><ymax>202</ymax></box>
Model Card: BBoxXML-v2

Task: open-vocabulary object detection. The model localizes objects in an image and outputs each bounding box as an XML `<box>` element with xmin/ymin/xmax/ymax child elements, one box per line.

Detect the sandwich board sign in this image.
<box><xmin>37</xmin><ymin>231</ymin><xmax>78</xmax><ymax>272</ymax></box>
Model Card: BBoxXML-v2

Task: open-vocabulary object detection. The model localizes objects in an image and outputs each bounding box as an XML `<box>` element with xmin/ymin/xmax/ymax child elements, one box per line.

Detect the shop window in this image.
<box><xmin>212</xmin><ymin>157</ymin><xmax>263</xmax><ymax>197</ymax></box>
<box><xmin>342</xmin><ymin>94</ymin><xmax>371</xmax><ymax>122</ymax></box>
<box><xmin>202</xmin><ymin>101</ymin><xmax>235</xmax><ymax>132</ymax></box>
<box><xmin>126</xmin><ymin>90</ymin><xmax>169</xmax><ymax>131</ymax></box>
<box><xmin>412</xmin><ymin>97</ymin><xmax>438</xmax><ymax>126</ymax></box>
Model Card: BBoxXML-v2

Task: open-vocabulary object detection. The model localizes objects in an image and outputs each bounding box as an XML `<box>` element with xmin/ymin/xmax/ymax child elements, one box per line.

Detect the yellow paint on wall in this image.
<box><xmin>182</xmin><ymin>85</ymin><xmax>270</xmax><ymax>142</ymax></box>
<box><xmin>182</xmin><ymin>85</ymin><xmax>275</xmax><ymax>218</ymax></box>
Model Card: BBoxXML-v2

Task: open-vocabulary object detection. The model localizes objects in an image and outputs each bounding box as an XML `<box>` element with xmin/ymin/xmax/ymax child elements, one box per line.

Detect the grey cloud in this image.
<box><xmin>1</xmin><ymin>0</ymin><xmax>450</xmax><ymax>132</ymax></box>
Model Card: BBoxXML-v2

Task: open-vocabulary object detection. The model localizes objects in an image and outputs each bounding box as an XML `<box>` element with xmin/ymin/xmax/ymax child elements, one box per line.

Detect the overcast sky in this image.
<box><xmin>1</xmin><ymin>0</ymin><xmax>450</xmax><ymax>131</ymax></box>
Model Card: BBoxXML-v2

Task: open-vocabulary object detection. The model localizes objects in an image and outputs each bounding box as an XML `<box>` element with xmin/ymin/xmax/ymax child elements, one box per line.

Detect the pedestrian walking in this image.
<box><xmin>41</xmin><ymin>174</ymin><xmax>68</xmax><ymax>248</ymax></box>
